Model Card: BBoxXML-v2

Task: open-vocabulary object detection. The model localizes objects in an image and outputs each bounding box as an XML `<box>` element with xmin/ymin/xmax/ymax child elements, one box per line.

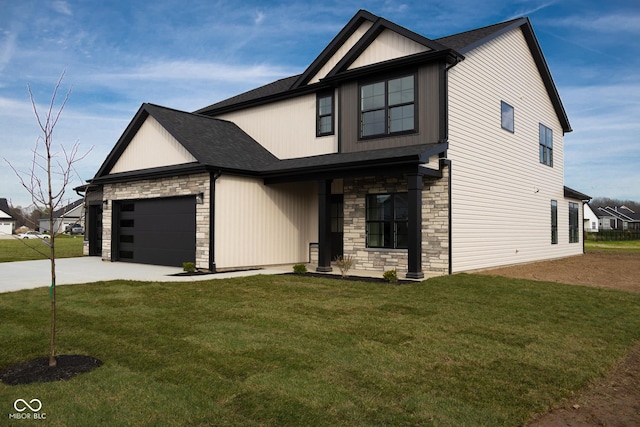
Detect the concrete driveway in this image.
<box><xmin>0</xmin><ymin>257</ymin><xmax>290</xmax><ymax>293</ymax></box>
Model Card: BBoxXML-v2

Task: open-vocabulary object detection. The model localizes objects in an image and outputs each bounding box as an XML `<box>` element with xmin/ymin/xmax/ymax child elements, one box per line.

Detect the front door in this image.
<box><xmin>330</xmin><ymin>195</ymin><xmax>343</xmax><ymax>259</ymax></box>
<box><xmin>88</xmin><ymin>204</ymin><xmax>103</xmax><ymax>256</ymax></box>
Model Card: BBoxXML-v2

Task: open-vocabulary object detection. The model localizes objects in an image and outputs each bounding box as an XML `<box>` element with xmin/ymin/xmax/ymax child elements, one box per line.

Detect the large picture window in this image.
<box><xmin>366</xmin><ymin>193</ymin><xmax>408</xmax><ymax>249</ymax></box>
<box><xmin>317</xmin><ymin>92</ymin><xmax>334</xmax><ymax>136</ymax></box>
<box><xmin>360</xmin><ymin>75</ymin><xmax>415</xmax><ymax>138</ymax></box>
<box><xmin>569</xmin><ymin>202</ymin><xmax>579</xmax><ymax>243</ymax></box>
<box><xmin>539</xmin><ymin>123</ymin><xmax>553</xmax><ymax>166</ymax></box>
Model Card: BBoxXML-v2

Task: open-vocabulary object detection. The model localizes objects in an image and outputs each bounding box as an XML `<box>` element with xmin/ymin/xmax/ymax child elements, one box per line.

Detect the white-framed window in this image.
<box><xmin>501</xmin><ymin>101</ymin><xmax>514</xmax><ymax>132</ymax></box>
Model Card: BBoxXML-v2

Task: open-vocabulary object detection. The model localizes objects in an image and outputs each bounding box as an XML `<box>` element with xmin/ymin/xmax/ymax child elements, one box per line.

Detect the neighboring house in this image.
<box><xmin>0</xmin><ymin>198</ymin><xmax>17</xmax><ymax>236</ymax></box>
<box><xmin>598</xmin><ymin>206</ymin><xmax>640</xmax><ymax>231</ymax></box>
<box><xmin>83</xmin><ymin>10</ymin><xmax>590</xmax><ymax>276</ymax></box>
<box><xmin>39</xmin><ymin>199</ymin><xmax>84</xmax><ymax>234</ymax></box>
<box><xmin>583</xmin><ymin>204</ymin><xmax>599</xmax><ymax>232</ymax></box>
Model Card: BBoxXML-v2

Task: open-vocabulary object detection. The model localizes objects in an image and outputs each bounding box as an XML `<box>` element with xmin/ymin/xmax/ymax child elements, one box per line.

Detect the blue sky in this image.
<box><xmin>1</xmin><ymin>0</ymin><xmax>638</xmax><ymax>208</ymax></box>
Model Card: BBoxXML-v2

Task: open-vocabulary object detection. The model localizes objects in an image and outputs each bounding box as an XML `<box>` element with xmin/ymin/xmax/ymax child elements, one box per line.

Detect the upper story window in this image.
<box><xmin>317</xmin><ymin>92</ymin><xmax>334</xmax><ymax>136</ymax></box>
<box><xmin>539</xmin><ymin>123</ymin><xmax>553</xmax><ymax>167</ymax></box>
<box><xmin>501</xmin><ymin>101</ymin><xmax>514</xmax><ymax>132</ymax></box>
<box><xmin>360</xmin><ymin>74</ymin><xmax>415</xmax><ymax>138</ymax></box>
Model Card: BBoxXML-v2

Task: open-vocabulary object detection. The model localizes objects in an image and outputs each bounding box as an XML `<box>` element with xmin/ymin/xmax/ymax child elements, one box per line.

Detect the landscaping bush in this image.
<box><xmin>293</xmin><ymin>263</ymin><xmax>307</xmax><ymax>274</ymax></box>
<box><xmin>382</xmin><ymin>269</ymin><xmax>398</xmax><ymax>284</ymax></box>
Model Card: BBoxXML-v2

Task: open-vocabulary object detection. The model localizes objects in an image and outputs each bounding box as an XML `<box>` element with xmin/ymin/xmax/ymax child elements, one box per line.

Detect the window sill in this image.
<box><xmin>365</xmin><ymin>247</ymin><xmax>408</xmax><ymax>253</ymax></box>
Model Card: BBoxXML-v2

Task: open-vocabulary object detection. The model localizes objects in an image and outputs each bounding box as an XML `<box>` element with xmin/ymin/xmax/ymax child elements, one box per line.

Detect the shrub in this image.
<box><xmin>293</xmin><ymin>263</ymin><xmax>308</xmax><ymax>274</ymax></box>
<box><xmin>182</xmin><ymin>262</ymin><xmax>196</xmax><ymax>273</ymax></box>
<box><xmin>334</xmin><ymin>255</ymin><xmax>355</xmax><ymax>278</ymax></box>
<box><xmin>383</xmin><ymin>269</ymin><xmax>398</xmax><ymax>284</ymax></box>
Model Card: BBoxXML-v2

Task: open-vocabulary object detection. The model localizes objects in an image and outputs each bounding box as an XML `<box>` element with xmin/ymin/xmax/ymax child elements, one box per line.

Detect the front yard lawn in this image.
<box><xmin>1</xmin><ymin>274</ymin><xmax>640</xmax><ymax>426</ymax></box>
<box><xmin>0</xmin><ymin>235</ymin><xmax>84</xmax><ymax>262</ymax></box>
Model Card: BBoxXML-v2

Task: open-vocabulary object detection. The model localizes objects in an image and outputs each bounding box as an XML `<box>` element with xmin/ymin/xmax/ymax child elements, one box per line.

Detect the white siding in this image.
<box><xmin>215</xmin><ymin>175</ymin><xmax>318</xmax><ymax>269</ymax></box>
<box><xmin>0</xmin><ymin>222</ymin><xmax>13</xmax><ymax>236</ymax></box>
<box><xmin>583</xmin><ymin>204</ymin><xmax>599</xmax><ymax>232</ymax></box>
<box><xmin>0</xmin><ymin>209</ymin><xmax>14</xmax><ymax>235</ymax></box>
<box><xmin>109</xmin><ymin>116</ymin><xmax>197</xmax><ymax>174</ymax></box>
<box><xmin>448</xmin><ymin>28</ymin><xmax>580</xmax><ymax>272</ymax></box>
<box><xmin>349</xmin><ymin>29</ymin><xmax>430</xmax><ymax>70</ymax></box>
<box><xmin>309</xmin><ymin>21</ymin><xmax>373</xmax><ymax>84</ymax></box>
<box><xmin>216</xmin><ymin>93</ymin><xmax>338</xmax><ymax>159</ymax></box>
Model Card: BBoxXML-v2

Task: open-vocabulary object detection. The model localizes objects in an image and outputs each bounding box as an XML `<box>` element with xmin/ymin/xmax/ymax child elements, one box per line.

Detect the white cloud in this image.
<box><xmin>254</xmin><ymin>10</ymin><xmax>265</xmax><ymax>25</ymax></box>
<box><xmin>548</xmin><ymin>13</ymin><xmax>640</xmax><ymax>35</ymax></box>
<box><xmin>52</xmin><ymin>0</ymin><xmax>73</xmax><ymax>16</ymax></box>
<box><xmin>111</xmin><ymin>60</ymin><xmax>297</xmax><ymax>83</ymax></box>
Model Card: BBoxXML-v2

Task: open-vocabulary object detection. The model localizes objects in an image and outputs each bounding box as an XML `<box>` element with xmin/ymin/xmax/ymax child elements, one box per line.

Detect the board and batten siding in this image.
<box><xmin>215</xmin><ymin>93</ymin><xmax>338</xmax><ymax>160</ymax></box>
<box><xmin>348</xmin><ymin>29</ymin><xmax>430</xmax><ymax>70</ymax></box>
<box><xmin>340</xmin><ymin>63</ymin><xmax>442</xmax><ymax>153</ymax></box>
<box><xmin>109</xmin><ymin>116</ymin><xmax>197</xmax><ymax>174</ymax></box>
<box><xmin>214</xmin><ymin>175</ymin><xmax>318</xmax><ymax>269</ymax></box>
<box><xmin>447</xmin><ymin>27</ymin><xmax>581</xmax><ymax>272</ymax></box>
<box><xmin>309</xmin><ymin>21</ymin><xmax>374</xmax><ymax>84</ymax></box>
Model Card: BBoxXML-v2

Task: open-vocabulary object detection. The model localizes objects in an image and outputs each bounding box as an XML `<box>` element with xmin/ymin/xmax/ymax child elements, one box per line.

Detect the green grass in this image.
<box><xmin>585</xmin><ymin>239</ymin><xmax>640</xmax><ymax>253</ymax></box>
<box><xmin>2</xmin><ymin>274</ymin><xmax>640</xmax><ymax>426</ymax></box>
<box><xmin>0</xmin><ymin>235</ymin><xmax>84</xmax><ymax>262</ymax></box>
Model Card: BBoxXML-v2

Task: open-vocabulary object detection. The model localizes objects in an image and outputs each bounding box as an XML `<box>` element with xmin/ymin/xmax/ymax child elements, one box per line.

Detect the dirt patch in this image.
<box><xmin>477</xmin><ymin>252</ymin><xmax>640</xmax><ymax>293</ymax></box>
<box><xmin>477</xmin><ymin>251</ymin><xmax>640</xmax><ymax>426</ymax></box>
<box><xmin>0</xmin><ymin>355</ymin><xmax>102</xmax><ymax>385</ymax></box>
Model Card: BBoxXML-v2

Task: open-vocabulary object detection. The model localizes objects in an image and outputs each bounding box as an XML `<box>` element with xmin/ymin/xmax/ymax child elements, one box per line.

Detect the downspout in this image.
<box><xmin>441</xmin><ymin>59</ymin><xmax>456</xmax><ymax>276</ymax></box>
<box><xmin>209</xmin><ymin>170</ymin><xmax>222</xmax><ymax>272</ymax></box>
<box><xmin>441</xmin><ymin>158</ymin><xmax>453</xmax><ymax>275</ymax></box>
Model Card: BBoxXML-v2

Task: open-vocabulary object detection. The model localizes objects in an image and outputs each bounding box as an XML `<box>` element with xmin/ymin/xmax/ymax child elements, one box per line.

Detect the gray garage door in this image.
<box><xmin>115</xmin><ymin>196</ymin><xmax>196</xmax><ymax>267</ymax></box>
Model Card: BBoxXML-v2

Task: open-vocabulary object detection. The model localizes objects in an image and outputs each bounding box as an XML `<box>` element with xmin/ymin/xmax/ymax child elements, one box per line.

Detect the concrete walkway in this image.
<box><xmin>0</xmin><ymin>257</ymin><xmax>291</xmax><ymax>293</ymax></box>
<box><xmin>0</xmin><ymin>257</ymin><xmax>440</xmax><ymax>294</ymax></box>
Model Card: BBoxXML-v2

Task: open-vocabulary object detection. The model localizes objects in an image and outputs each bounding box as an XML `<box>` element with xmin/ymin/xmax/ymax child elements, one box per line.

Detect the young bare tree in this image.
<box><xmin>5</xmin><ymin>71</ymin><xmax>91</xmax><ymax>367</ymax></box>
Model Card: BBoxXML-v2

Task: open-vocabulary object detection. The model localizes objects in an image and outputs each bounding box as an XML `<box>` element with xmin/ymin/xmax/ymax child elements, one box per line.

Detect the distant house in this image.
<box><xmin>583</xmin><ymin>204</ymin><xmax>599</xmax><ymax>232</ymax></box>
<box><xmin>81</xmin><ymin>10</ymin><xmax>590</xmax><ymax>276</ymax></box>
<box><xmin>39</xmin><ymin>199</ymin><xmax>84</xmax><ymax>234</ymax></box>
<box><xmin>598</xmin><ymin>206</ymin><xmax>640</xmax><ymax>231</ymax></box>
<box><xmin>0</xmin><ymin>198</ymin><xmax>16</xmax><ymax>236</ymax></box>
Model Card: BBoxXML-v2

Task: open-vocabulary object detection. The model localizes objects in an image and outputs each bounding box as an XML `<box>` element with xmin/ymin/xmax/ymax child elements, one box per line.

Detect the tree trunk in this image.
<box><xmin>48</xmin><ymin>153</ymin><xmax>56</xmax><ymax>368</ymax></box>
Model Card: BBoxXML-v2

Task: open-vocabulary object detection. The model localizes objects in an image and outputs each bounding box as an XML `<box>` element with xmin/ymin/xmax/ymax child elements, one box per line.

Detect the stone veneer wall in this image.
<box><xmin>342</xmin><ymin>169</ymin><xmax>449</xmax><ymax>275</ymax></box>
<box><xmin>101</xmin><ymin>172</ymin><xmax>210</xmax><ymax>269</ymax></box>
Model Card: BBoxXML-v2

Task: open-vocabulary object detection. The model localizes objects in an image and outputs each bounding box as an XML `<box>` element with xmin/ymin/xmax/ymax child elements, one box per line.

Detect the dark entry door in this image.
<box><xmin>115</xmin><ymin>197</ymin><xmax>196</xmax><ymax>267</ymax></box>
<box><xmin>330</xmin><ymin>195</ymin><xmax>343</xmax><ymax>259</ymax></box>
<box><xmin>88</xmin><ymin>204</ymin><xmax>102</xmax><ymax>256</ymax></box>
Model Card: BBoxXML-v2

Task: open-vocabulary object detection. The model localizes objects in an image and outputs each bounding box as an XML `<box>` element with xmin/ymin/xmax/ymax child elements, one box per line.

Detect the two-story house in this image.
<box><xmin>83</xmin><ymin>10</ymin><xmax>590</xmax><ymax>277</ymax></box>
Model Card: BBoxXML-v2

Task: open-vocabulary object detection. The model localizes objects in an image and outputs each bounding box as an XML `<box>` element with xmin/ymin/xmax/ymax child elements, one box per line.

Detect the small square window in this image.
<box><xmin>501</xmin><ymin>101</ymin><xmax>514</xmax><ymax>132</ymax></box>
<box><xmin>316</xmin><ymin>92</ymin><xmax>334</xmax><ymax>136</ymax></box>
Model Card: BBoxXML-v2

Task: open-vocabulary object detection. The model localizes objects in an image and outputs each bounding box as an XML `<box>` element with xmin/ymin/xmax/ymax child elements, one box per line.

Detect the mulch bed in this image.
<box><xmin>291</xmin><ymin>272</ymin><xmax>414</xmax><ymax>284</ymax></box>
<box><xmin>0</xmin><ymin>355</ymin><xmax>103</xmax><ymax>386</ymax></box>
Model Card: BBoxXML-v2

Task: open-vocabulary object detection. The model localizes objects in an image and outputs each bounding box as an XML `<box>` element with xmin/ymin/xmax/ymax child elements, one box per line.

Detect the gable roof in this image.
<box><xmin>195</xmin><ymin>9</ymin><xmax>462</xmax><ymax>116</ymax></box>
<box><xmin>599</xmin><ymin>206</ymin><xmax>640</xmax><ymax>222</ymax></box>
<box><xmin>437</xmin><ymin>17</ymin><xmax>571</xmax><ymax>133</ymax></box>
<box><xmin>93</xmin><ymin>103</ymin><xmax>280</xmax><ymax>181</ymax></box>
<box><xmin>292</xmin><ymin>9</ymin><xmax>457</xmax><ymax>88</ymax></box>
<box><xmin>50</xmin><ymin>199</ymin><xmax>84</xmax><ymax>219</ymax></box>
<box><xmin>92</xmin><ymin>103</ymin><xmax>446</xmax><ymax>185</ymax></box>
<box><xmin>195</xmin><ymin>10</ymin><xmax>570</xmax><ymax>133</ymax></box>
<box><xmin>0</xmin><ymin>198</ymin><xmax>15</xmax><ymax>220</ymax></box>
